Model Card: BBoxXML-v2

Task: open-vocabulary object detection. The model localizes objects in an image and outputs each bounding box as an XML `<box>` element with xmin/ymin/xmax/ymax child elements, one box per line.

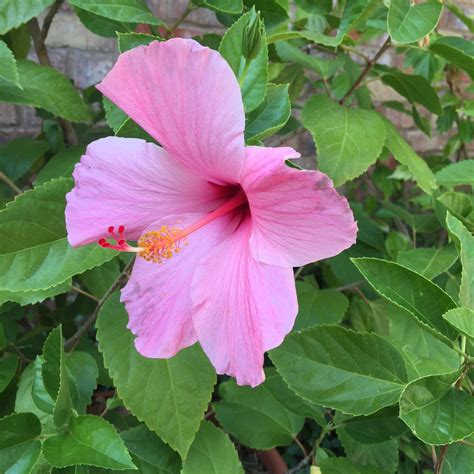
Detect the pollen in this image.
<box><xmin>137</xmin><ymin>225</ymin><xmax>187</xmax><ymax>263</ymax></box>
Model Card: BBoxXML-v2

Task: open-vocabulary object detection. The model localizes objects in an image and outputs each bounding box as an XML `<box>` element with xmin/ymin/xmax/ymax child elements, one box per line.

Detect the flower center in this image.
<box><xmin>97</xmin><ymin>190</ymin><xmax>247</xmax><ymax>263</ymax></box>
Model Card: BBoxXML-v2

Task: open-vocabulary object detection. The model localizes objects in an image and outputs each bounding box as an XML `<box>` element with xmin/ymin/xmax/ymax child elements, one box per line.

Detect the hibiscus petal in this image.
<box><xmin>97</xmin><ymin>38</ymin><xmax>245</xmax><ymax>185</ymax></box>
<box><xmin>66</xmin><ymin>137</ymin><xmax>223</xmax><ymax>247</ymax></box>
<box><xmin>242</xmin><ymin>146</ymin><xmax>358</xmax><ymax>267</ymax></box>
<box><xmin>191</xmin><ymin>215</ymin><xmax>297</xmax><ymax>387</ymax></box>
<box><xmin>122</xmin><ymin>213</ymin><xmax>238</xmax><ymax>358</ymax></box>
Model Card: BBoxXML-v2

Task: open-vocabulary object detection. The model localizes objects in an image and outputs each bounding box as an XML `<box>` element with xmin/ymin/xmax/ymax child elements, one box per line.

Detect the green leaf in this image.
<box><xmin>302</xmin><ymin>95</ymin><xmax>385</xmax><ymax>187</ymax></box>
<box><xmin>66</xmin><ymin>352</ymin><xmax>98</xmax><ymax>414</ymax></box>
<box><xmin>388</xmin><ymin>0</ymin><xmax>442</xmax><ymax>44</ymax></box>
<box><xmin>446</xmin><ymin>214</ymin><xmax>474</xmax><ymax>310</ymax></box>
<box><xmin>0</xmin><ymin>178</ymin><xmax>115</xmax><ymax>292</ymax></box>
<box><xmin>219</xmin><ymin>10</ymin><xmax>268</xmax><ymax>112</ymax></box>
<box><xmin>0</xmin><ymin>353</ymin><xmax>18</xmax><ymax>392</ymax></box>
<box><xmin>383</xmin><ymin>119</ymin><xmax>437</xmax><ymax>195</ymax></box>
<box><xmin>319</xmin><ymin>457</ymin><xmax>387</xmax><ymax>474</ymax></box>
<box><xmin>42</xmin><ymin>326</ymin><xmax>74</xmax><ymax>426</ymax></box>
<box><xmin>293</xmin><ymin>281</ymin><xmax>348</xmax><ymax>331</ymax></box>
<box><xmin>0</xmin><ymin>280</ymin><xmax>71</xmax><ymax>306</ymax></box>
<box><xmin>441</xmin><ymin>439</ymin><xmax>474</xmax><ymax>474</ymax></box>
<box><xmin>245</xmin><ymin>83</ymin><xmax>290</xmax><ymax>142</ymax></box>
<box><xmin>35</xmin><ymin>146</ymin><xmax>84</xmax><ymax>186</ymax></box>
<box><xmin>96</xmin><ymin>293</ymin><xmax>216</xmax><ymax>458</ymax></box>
<box><xmin>43</xmin><ymin>415</ymin><xmax>136</xmax><ymax>470</ymax></box>
<box><xmin>399</xmin><ymin>371</ymin><xmax>474</xmax><ymax>444</ymax></box>
<box><xmin>443</xmin><ymin>308</ymin><xmax>474</xmax><ymax>339</ymax></box>
<box><xmin>436</xmin><ymin>159</ymin><xmax>474</xmax><ymax>187</ymax></box>
<box><xmin>436</xmin><ymin>192</ymin><xmax>473</xmax><ymax>232</ymax></box>
<box><xmin>379</xmin><ymin>68</ymin><xmax>442</xmax><ymax>114</ymax></box>
<box><xmin>74</xmin><ymin>6</ymin><xmax>135</xmax><ymax>38</ymax></box>
<box><xmin>199</xmin><ymin>0</ymin><xmax>243</xmax><ymax>14</ymax></box>
<box><xmin>385</xmin><ymin>302</ymin><xmax>460</xmax><ymax>378</ymax></box>
<box><xmin>340</xmin><ymin>407</ymin><xmax>408</xmax><ymax>444</ymax></box>
<box><xmin>338</xmin><ymin>428</ymin><xmax>399</xmax><ymax>473</ymax></box>
<box><xmin>0</xmin><ymin>0</ymin><xmax>54</xmax><ymax>35</ymax></box>
<box><xmin>117</xmin><ymin>32</ymin><xmax>161</xmax><ymax>53</ymax></box>
<box><xmin>270</xmin><ymin>325</ymin><xmax>409</xmax><ymax>415</ymax></box>
<box><xmin>67</xmin><ymin>0</ymin><xmax>160</xmax><ymax>25</ymax></box>
<box><xmin>0</xmin><ymin>138</ymin><xmax>49</xmax><ymax>182</ymax></box>
<box><xmin>80</xmin><ymin>258</ymin><xmax>120</xmax><ymax>298</ymax></box>
<box><xmin>0</xmin><ymin>60</ymin><xmax>91</xmax><ymax>122</ymax></box>
<box><xmin>121</xmin><ymin>424</ymin><xmax>181</xmax><ymax>473</ymax></box>
<box><xmin>0</xmin><ymin>40</ymin><xmax>19</xmax><ymax>86</ymax></box>
<box><xmin>182</xmin><ymin>421</ymin><xmax>243</xmax><ymax>474</ymax></box>
<box><xmin>0</xmin><ymin>412</ymin><xmax>42</xmax><ymax>474</ymax></box>
<box><xmin>397</xmin><ymin>245</ymin><xmax>458</xmax><ymax>280</ymax></box>
<box><xmin>302</xmin><ymin>0</ymin><xmax>375</xmax><ymax>47</ymax></box>
<box><xmin>14</xmin><ymin>361</ymin><xmax>52</xmax><ymax>425</ymax></box>
<box><xmin>214</xmin><ymin>370</ymin><xmax>305</xmax><ymax>449</ymax></box>
<box><xmin>352</xmin><ymin>258</ymin><xmax>456</xmax><ymax>339</ymax></box>
<box><xmin>275</xmin><ymin>41</ymin><xmax>344</xmax><ymax>79</ymax></box>
<box><xmin>430</xmin><ymin>36</ymin><xmax>474</xmax><ymax>79</ymax></box>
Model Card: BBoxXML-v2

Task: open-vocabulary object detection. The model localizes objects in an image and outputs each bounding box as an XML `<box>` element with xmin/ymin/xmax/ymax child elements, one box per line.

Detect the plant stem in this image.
<box><xmin>28</xmin><ymin>17</ymin><xmax>78</xmax><ymax>146</ymax></box>
<box><xmin>71</xmin><ymin>285</ymin><xmax>100</xmax><ymax>303</ymax></box>
<box><xmin>64</xmin><ymin>258</ymin><xmax>135</xmax><ymax>352</ymax></box>
<box><xmin>0</xmin><ymin>171</ymin><xmax>22</xmax><ymax>195</ymax></box>
<box><xmin>41</xmin><ymin>0</ymin><xmax>64</xmax><ymax>43</ymax></box>
<box><xmin>166</xmin><ymin>1</ymin><xmax>194</xmax><ymax>37</ymax></box>
<box><xmin>339</xmin><ymin>37</ymin><xmax>391</xmax><ymax>105</ymax></box>
<box><xmin>434</xmin><ymin>445</ymin><xmax>449</xmax><ymax>474</ymax></box>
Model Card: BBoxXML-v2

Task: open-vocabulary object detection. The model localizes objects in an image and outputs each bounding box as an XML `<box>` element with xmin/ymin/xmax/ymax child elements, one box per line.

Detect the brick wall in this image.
<box><xmin>0</xmin><ymin>0</ymin><xmax>472</xmax><ymax>159</ymax></box>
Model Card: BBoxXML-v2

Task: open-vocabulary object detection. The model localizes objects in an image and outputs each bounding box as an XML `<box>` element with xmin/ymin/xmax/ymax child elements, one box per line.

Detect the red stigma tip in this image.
<box><xmin>108</xmin><ymin>226</ymin><xmax>114</xmax><ymax>234</ymax></box>
<box><xmin>118</xmin><ymin>239</ymin><xmax>125</xmax><ymax>245</ymax></box>
<box><xmin>118</xmin><ymin>225</ymin><xmax>125</xmax><ymax>234</ymax></box>
<box><xmin>98</xmin><ymin>238</ymin><xmax>106</xmax><ymax>245</ymax></box>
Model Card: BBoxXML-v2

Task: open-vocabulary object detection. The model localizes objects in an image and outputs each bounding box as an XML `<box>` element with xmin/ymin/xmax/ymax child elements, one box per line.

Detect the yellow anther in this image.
<box><xmin>137</xmin><ymin>226</ymin><xmax>186</xmax><ymax>264</ymax></box>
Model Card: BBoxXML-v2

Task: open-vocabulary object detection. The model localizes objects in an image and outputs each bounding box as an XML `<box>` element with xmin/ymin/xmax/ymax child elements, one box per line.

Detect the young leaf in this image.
<box><xmin>0</xmin><ymin>0</ymin><xmax>54</xmax><ymax>35</ymax></box>
<box><xmin>352</xmin><ymin>258</ymin><xmax>457</xmax><ymax>339</ymax></box>
<box><xmin>429</xmin><ymin>36</ymin><xmax>474</xmax><ymax>79</ymax></box>
<box><xmin>214</xmin><ymin>371</ymin><xmax>305</xmax><ymax>449</ymax></box>
<box><xmin>383</xmin><ymin>118</ymin><xmax>437</xmax><ymax>195</ymax></box>
<box><xmin>0</xmin><ymin>40</ymin><xmax>20</xmax><ymax>87</ymax></box>
<box><xmin>245</xmin><ymin>83</ymin><xmax>290</xmax><ymax>142</ymax></box>
<box><xmin>397</xmin><ymin>245</ymin><xmax>458</xmax><ymax>280</ymax></box>
<box><xmin>181</xmin><ymin>421</ymin><xmax>243</xmax><ymax>474</ymax></box>
<box><xmin>302</xmin><ymin>95</ymin><xmax>385</xmax><ymax>187</ymax></box>
<box><xmin>219</xmin><ymin>10</ymin><xmax>268</xmax><ymax>112</ymax></box>
<box><xmin>67</xmin><ymin>0</ymin><xmax>161</xmax><ymax>25</ymax></box>
<box><xmin>0</xmin><ymin>412</ymin><xmax>42</xmax><ymax>474</ymax></box>
<box><xmin>121</xmin><ymin>424</ymin><xmax>181</xmax><ymax>473</ymax></box>
<box><xmin>0</xmin><ymin>178</ymin><xmax>115</xmax><ymax>292</ymax></box>
<box><xmin>42</xmin><ymin>326</ymin><xmax>74</xmax><ymax>426</ymax></box>
<box><xmin>96</xmin><ymin>293</ymin><xmax>216</xmax><ymax>459</ymax></box>
<box><xmin>446</xmin><ymin>214</ymin><xmax>474</xmax><ymax>310</ymax></box>
<box><xmin>0</xmin><ymin>60</ymin><xmax>91</xmax><ymax>122</ymax></box>
<box><xmin>293</xmin><ymin>281</ymin><xmax>348</xmax><ymax>331</ymax></box>
<box><xmin>43</xmin><ymin>415</ymin><xmax>136</xmax><ymax>470</ymax></box>
<box><xmin>388</xmin><ymin>0</ymin><xmax>442</xmax><ymax>44</ymax></box>
<box><xmin>270</xmin><ymin>325</ymin><xmax>409</xmax><ymax>416</ymax></box>
<box><xmin>436</xmin><ymin>159</ymin><xmax>474</xmax><ymax>187</ymax></box>
<box><xmin>399</xmin><ymin>371</ymin><xmax>474</xmax><ymax>445</ymax></box>
<box><xmin>443</xmin><ymin>308</ymin><xmax>474</xmax><ymax>339</ymax></box>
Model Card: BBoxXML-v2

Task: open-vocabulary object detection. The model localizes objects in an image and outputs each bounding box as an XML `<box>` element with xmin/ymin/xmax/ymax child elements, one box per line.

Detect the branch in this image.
<box><xmin>434</xmin><ymin>445</ymin><xmax>449</xmax><ymax>474</ymax></box>
<box><xmin>339</xmin><ymin>37</ymin><xmax>391</xmax><ymax>105</ymax></box>
<box><xmin>268</xmin><ymin>127</ymin><xmax>306</xmax><ymax>147</ymax></box>
<box><xmin>28</xmin><ymin>17</ymin><xmax>79</xmax><ymax>146</ymax></box>
<box><xmin>64</xmin><ymin>258</ymin><xmax>135</xmax><ymax>352</ymax></box>
<box><xmin>41</xmin><ymin>0</ymin><xmax>64</xmax><ymax>43</ymax></box>
<box><xmin>165</xmin><ymin>1</ymin><xmax>195</xmax><ymax>38</ymax></box>
<box><xmin>0</xmin><ymin>171</ymin><xmax>22</xmax><ymax>195</ymax></box>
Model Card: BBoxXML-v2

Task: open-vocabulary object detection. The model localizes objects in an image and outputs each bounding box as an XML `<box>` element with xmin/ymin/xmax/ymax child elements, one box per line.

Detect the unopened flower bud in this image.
<box><xmin>242</xmin><ymin>8</ymin><xmax>263</xmax><ymax>61</ymax></box>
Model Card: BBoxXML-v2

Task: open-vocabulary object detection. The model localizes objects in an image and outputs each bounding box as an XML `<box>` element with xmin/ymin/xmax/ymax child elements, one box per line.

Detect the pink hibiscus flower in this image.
<box><xmin>66</xmin><ymin>38</ymin><xmax>357</xmax><ymax>387</ymax></box>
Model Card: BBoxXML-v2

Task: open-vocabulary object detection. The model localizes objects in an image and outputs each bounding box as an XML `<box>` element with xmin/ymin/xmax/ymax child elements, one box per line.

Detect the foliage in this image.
<box><xmin>0</xmin><ymin>0</ymin><xmax>472</xmax><ymax>473</ymax></box>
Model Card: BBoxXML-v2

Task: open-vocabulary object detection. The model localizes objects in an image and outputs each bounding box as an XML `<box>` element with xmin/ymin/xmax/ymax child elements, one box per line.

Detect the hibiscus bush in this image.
<box><xmin>0</xmin><ymin>0</ymin><xmax>473</xmax><ymax>472</ymax></box>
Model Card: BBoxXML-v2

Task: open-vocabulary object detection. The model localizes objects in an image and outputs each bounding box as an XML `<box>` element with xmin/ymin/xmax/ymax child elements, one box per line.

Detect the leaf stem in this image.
<box><xmin>64</xmin><ymin>258</ymin><xmax>135</xmax><ymax>352</ymax></box>
<box><xmin>0</xmin><ymin>171</ymin><xmax>22</xmax><ymax>195</ymax></box>
<box><xmin>339</xmin><ymin>37</ymin><xmax>391</xmax><ymax>105</ymax></box>
<box><xmin>71</xmin><ymin>285</ymin><xmax>100</xmax><ymax>303</ymax></box>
